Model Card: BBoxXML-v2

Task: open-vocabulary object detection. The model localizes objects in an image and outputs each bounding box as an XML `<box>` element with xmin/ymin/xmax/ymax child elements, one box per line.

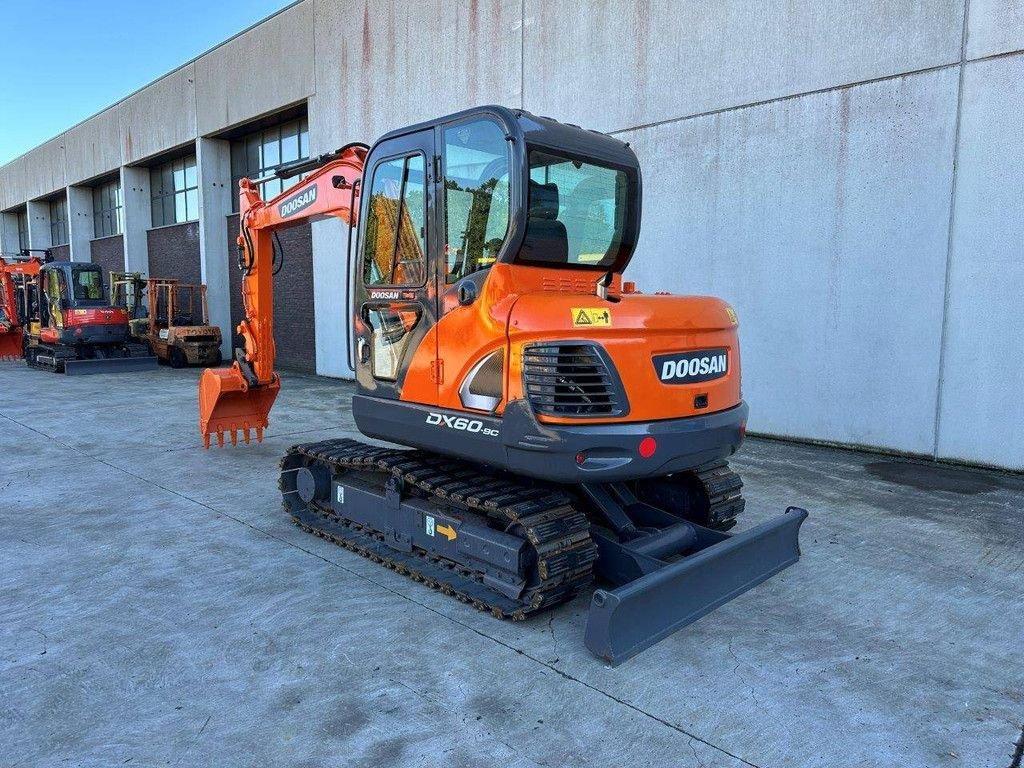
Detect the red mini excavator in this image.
<box><xmin>21</xmin><ymin>259</ymin><xmax>158</xmax><ymax>374</ymax></box>
<box><xmin>199</xmin><ymin>106</ymin><xmax>807</xmax><ymax>665</ymax></box>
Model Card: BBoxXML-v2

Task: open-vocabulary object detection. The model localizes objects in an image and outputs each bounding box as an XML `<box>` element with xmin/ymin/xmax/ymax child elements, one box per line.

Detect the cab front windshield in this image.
<box><xmin>71</xmin><ymin>267</ymin><xmax>105</xmax><ymax>303</ymax></box>
<box><xmin>522</xmin><ymin>149</ymin><xmax>629</xmax><ymax>269</ymax></box>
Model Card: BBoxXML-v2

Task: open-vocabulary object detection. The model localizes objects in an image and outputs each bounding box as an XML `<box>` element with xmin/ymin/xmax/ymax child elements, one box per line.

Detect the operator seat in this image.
<box><xmin>522</xmin><ymin>180</ymin><xmax>569</xmax><ymax>263</ymax></box>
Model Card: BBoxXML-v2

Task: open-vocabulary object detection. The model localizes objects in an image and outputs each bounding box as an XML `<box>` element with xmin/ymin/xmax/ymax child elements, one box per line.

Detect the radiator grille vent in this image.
<box><xmin>522</xmin><ymin>343</ymin><xmax>626</xmax><ymax>417</ymax></box>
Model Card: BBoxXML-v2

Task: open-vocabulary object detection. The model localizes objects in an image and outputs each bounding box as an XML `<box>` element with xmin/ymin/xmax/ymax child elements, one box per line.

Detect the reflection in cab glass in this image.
<box><xmin>443</xmin><ymin>118</ymin><xmax>511</xmax><ymax>283</ymax></box>
<box><xmin>361</xmin><ymin>152</ymin><xmax>428</xmax><ymax>380</ymax></box>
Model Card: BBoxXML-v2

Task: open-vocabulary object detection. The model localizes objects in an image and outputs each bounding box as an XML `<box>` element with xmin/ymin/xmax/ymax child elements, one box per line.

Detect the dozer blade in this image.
<box><xmin>64</xmin><ymin>355</ymin><xmax>159</xmax><ymax>375</ymax></box>
<box><xmin>584</xmin><ymin>507</ymin><xmax>808</xmax><ymax>666</ymax></box>
<box><xmin>0</xmin><ymin>331</ymin><xmax>22</xmax><ymax>360</ymax></box>
<box><xmin>199</xmin><ymin>364</ymin><xmax>280</xmax><ymax>448</ymax></box>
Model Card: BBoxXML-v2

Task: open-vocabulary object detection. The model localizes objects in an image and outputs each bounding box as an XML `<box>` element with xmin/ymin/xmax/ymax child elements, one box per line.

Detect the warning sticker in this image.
<box><xmin>425</xmin><ymin>515</ymin><xmax>435</xmax><ymax>536</ymax></box>
<box><xmin>571</xmin><ymin>307</ymin><xmax>612</xmax><ymax>327</ymax></box>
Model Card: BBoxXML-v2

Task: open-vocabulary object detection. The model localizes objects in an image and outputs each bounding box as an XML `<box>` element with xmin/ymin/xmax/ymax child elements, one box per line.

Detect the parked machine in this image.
<box><xmin>109</xmin><ymin>271</ymin><xmax>150</xmax><ymax>341</ymax></box>
<box><xmin>111</xmin><ymin>272</ymin><xmax>223</xmax><ymax>368</ymax></box>
<box><xmin>198</xmin><ymin>106</ymin><xmax>807</xmax><ymax>664</ymax></box>
<box><xmin>0</xmin><ymin>253</ymin><xmax>43</xmax><ymax>360</ymax></box>
<box><xmin>22</xmin><ymin>260</ymin><xmax>158</xmax><ymax>374</ymax></box>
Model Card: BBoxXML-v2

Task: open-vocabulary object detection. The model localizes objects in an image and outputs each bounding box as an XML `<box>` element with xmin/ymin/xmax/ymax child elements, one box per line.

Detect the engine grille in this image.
<box><xmin>522</xmin><ymin>343</ymin><xmax>626</xmax><ymax>417</ymax></box>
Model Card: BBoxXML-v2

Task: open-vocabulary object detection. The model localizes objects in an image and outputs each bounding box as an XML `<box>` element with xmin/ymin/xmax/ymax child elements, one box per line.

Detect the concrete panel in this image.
<box><xmin>967</xmin><ymin>0</ymin><xmax>1024</xmax><ymax>59</ymax></box>
<box><xmin>0</xmin><ymin>156</ymin><xmax>29</xmax><ymax>212</ymax></box>
<box><xmin>26</xmin><ymin>200</ymin><xmax>51</xmax><ymax>250</ymax></box>
<box><xmin>311</xmin><ymin>218</ymin><xmax>353</xmax><ymax>378</ymax></box>
<box><xmin>64</xmin><ymin>109</ymin><xmax>121</xmax><ymax>185</ymax></box>
<box><xmin>118</xmin><ymin>65</ymin><xmax>197</xmax><ymax>165</ymax></box>
<box><xmin>937</xmin><ymin>54</ymin><xmax>1024</xmax><ymax>469</ymax></box>
<box><xmin>67</xmin><ymin>186</ymin><xmax>94</xmax><ymax>262</ymax></box>
<box><xmin>120</xmin><ymin>166</ymin><xmax>152</xmax><ymax>274</ymax></box>
<box><xmin>1</xmin><ymin>138</ymin><xmax>67</xmax><ymax>204</ymax></box>
<box><xmin>196</xmin><ymin>1</ymin><xmax>314</xmax><ymax>136</ymax></box>
<box><xmin>524</xmin><ymin>0</ymin><xmax>964</xmax><ymax>133</ymax></box>
<box><xmin>0</xmin><ymin>212</ymin><xmax>18</xmax><ymax>255</ymax></box>
<box><xmin>620</xmin><ymin>68</ymin><xmax>960</xmax><ymax>454</ymax></box>
<box><xmin>196</xmin><ymin>137</ymin><xmax>233</xmax><ymax>357</ymax></box>
<box><xmin>309</xmin><ymin>0</ymin><xmax>522</xmax><ymax>152</ymax></box>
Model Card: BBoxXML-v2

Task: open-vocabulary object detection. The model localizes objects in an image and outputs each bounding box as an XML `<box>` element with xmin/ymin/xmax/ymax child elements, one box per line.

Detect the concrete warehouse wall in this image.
<box><xmin>1</xmin><ymin>0</ymin><xmax>1022</xmax><ymax>470</ymax></box>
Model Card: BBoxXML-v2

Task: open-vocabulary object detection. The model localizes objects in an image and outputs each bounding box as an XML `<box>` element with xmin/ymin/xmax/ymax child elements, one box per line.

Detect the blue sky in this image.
<box><xmin>0</xmin><ymin>0</ymin><xmax>295</xmax><ymax>166</ymax></box>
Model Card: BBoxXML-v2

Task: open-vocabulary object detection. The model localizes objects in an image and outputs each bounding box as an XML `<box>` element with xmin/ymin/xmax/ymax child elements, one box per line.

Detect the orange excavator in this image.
<box><xmin>0</xmin><ymin>253</ymin><xmax>44</xmax><ymax>360</ymax></box>
<box><xmin>199</xmin><ymin>106</ymin><xmax>807</xmax><ymax>664</ymax></box>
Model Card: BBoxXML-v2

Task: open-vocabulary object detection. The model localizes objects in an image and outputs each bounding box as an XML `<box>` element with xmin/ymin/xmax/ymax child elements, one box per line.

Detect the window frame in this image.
<box><xmin>49</xmin><ymin>198</ymin><xmax>68</xmax><ymax>246</ymax></box>
<box><xmin>360</xmin><ymin>151</ymin><xmax>429</xmax><ymax>289</ymax></box>
<box><xmin>16</xmin><ymin>210</ymin><xmax>29</xmax><ymax>251</ymax></box>
<box><xmin>92</xmin><ymin>179</ymin><xmax>124</xmax><ymax>238</ymax></box>
<box><xmin>513</xmin><ymin>144</ymin><xmax>639</xmax><ymax>274</ymax></box>
<box><xmin>230</xmin><ymin>116</ymin><xmax>310</xmax><ymax>211</ymax></box>
<box><xmin>150</xmin><ymin>156</ymin><xmax>199</xmax><ymax>227</ymax></box>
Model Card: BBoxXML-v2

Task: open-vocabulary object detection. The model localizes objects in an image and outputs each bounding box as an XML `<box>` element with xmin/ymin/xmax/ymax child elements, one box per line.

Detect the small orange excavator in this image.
<box><xmin>199</xmin><ymin>106</ymin><xmax>807</xmax><ymax>664</ymax></box>
<box><xmin>0</xmin><ymin>253</ymin><xmax>44</xmax><ymax>360</ymax></box>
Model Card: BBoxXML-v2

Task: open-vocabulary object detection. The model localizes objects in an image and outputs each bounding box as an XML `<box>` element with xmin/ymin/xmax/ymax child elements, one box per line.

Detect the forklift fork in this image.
<box><xmin>581</xmin><ymin>483</ymin><xmax>807</xmax><ymax>666</ymax></box>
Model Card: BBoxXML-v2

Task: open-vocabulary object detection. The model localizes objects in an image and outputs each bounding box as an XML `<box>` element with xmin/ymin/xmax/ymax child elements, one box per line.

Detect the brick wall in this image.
<box><xmin>89</xmin><ymin>236</ymin><xmax>125</xmax><ymax>283</ymax></box>
<box><xmin>147</xmin><ymin>222</ymin><xmax>201</xmax><ymax>283</ymax></box>
<box><xmin>48</xmin><ymin>244</ymin><xmax>70</xmax><ymax>262</ymax></box>
<box><xmin>226</xmin><ymin>214</ymin><xmax>316</xmax><ymax>373</ymax></box>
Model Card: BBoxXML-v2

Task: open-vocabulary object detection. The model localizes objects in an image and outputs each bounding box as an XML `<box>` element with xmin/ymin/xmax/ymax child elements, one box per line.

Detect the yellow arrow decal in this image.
<box><xmin>436</xmin><ymin>524</ymin><xmax>457</xmax><ymax>541</ymax></box>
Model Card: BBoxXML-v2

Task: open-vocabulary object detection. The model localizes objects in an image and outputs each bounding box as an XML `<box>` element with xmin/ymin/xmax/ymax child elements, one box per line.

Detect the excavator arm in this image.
<box><xmin>199</xmin><ymin>143</ymin><xmax>368</xmax><ymax>447</ymax></box>
<box><xmin>0</xmin><ymin>256</ymin><xmax>43</xmax><ymax>359</ymax></box>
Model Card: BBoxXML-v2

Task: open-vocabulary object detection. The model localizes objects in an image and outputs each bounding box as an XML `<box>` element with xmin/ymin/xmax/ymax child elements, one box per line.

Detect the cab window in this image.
<box><xmin>523</xmin><ymin>150</ymin><xmax>628</xmax><ymax>268</ymax></box>
<box><xmin>362</xmin><ymin>154</ymin><xmax>427</xmax><ymax>287</ymax></box>
<box><xmin>71</xmin><ymin>268</ymin><xmax>104</xmax><ymax>301</ymax></box>
<box><xmin>442</xmin><ymin>118</ymin><xmax>510</xmax><ymax>283</ymax></box>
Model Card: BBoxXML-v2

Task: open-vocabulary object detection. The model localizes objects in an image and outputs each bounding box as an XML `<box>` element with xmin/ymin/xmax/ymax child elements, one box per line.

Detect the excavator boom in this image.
<box><xmin>198</xmin><ymin>144</ymin><xmax>367</xmax><ymax>447</ymax></box>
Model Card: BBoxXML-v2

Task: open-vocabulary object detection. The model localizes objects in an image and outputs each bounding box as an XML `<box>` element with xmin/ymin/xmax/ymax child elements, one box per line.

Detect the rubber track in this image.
<box><xmin>695</xmin><ymin>461</ymin><xmax>745</xmax><ymax>531</ymax></box>
<box><xmin>280</xmin><ymin>438</ymin><xmax>599</xmax><ymax>620</ymax></box>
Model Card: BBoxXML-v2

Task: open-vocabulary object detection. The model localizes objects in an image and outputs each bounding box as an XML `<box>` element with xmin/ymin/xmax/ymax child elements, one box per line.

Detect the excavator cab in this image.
<box><xmin>200</xmin><ymin>106</ymin><xmax>806</xmax><ymax>664</ymax></box>
<box><xmin>22</xmin><ymin>262</ymin><xmax>157</xmax><ymax>374</ymax></box>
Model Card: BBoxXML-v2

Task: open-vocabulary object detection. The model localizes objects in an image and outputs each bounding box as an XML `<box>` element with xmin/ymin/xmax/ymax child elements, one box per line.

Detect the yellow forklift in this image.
<box><xmin>111</xmin><ymin>272</ymin><xmax>223</xmax><ymax>368</ymax></box>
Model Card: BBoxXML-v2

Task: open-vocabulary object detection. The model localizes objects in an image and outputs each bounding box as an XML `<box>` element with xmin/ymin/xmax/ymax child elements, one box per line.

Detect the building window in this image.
<box><xmin>150</xmin><ymin>156</ymin><xmax>199</xmax><ymax>227</ymax></box>
<box><xmin>93</xmin><ymin>180</ymin><xmax>123</xmax><ymax>238</ymax></box>
<box><xmin>49</xmin><ymin>198</ymin><xmax>68</xmax><ymax>246</ymax></box>
<box><xmin>17</xmin><ymin>210</ymin><xmax>28</xmax><ymax>251</ymax></box>
<box><xmin>231</xmin><ymin>116</ymin><xmax>309</xmax><ymax>210</ymax></box>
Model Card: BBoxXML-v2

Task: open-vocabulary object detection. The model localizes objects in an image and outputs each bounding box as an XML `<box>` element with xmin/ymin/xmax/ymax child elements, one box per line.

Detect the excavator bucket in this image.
<box><xmin>0</xmin><ymin>331</ymin><xmax>22</xmax><ymax>360</ymax></box>
<box><xmin>199</xmin><ymin>364</ymin><xmax>280</xmax><ymax>448</ymax></box>
<box><xmin>584</xmin><ymin>506</ymin><xmax>808</xmax><ymax>666</ymax></box>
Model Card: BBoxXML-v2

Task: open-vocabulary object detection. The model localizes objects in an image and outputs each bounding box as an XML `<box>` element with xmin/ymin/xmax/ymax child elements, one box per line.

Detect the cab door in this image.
<box><xmin>42</xmin><ymin>268</ymin><xmax>66</xmax><ymax>335</ymax></box>
<box><xmin>353</xmin><ymin>129</ymin><xmax>438</xmax><ymax>403</ymax></box>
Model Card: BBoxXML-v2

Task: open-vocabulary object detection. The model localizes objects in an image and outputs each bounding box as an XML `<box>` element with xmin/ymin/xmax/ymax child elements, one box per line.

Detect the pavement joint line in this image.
<box><xmin>2</xmin><ymin>405</ymin><xmax>761</xmax><ymax>765</ymax></box>
<box><xmin>87</xmin><ymin>455</ymin><xmax>762</xmax><ymax>768</ymax></box>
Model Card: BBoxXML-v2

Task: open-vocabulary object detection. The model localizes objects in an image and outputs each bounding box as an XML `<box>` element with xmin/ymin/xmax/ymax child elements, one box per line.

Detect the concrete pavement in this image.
<box><xmin>1</xmin><ymin>362</ymin><xmax>1022</xmax><ymax>767</ymax></box>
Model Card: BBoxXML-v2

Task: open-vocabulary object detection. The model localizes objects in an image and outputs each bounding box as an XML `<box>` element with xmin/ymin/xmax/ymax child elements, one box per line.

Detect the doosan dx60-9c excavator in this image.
<box><xmin>198</xmin><ymin>106</ymin><xmax>808</xmax><ymax>665</ymax></box>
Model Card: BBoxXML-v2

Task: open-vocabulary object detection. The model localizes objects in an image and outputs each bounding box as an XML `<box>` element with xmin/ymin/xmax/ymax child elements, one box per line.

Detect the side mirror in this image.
<box><xmin>457</xmin><ymin>280</ymin><xmax>478</xmax><ymax>307</ymax></box>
